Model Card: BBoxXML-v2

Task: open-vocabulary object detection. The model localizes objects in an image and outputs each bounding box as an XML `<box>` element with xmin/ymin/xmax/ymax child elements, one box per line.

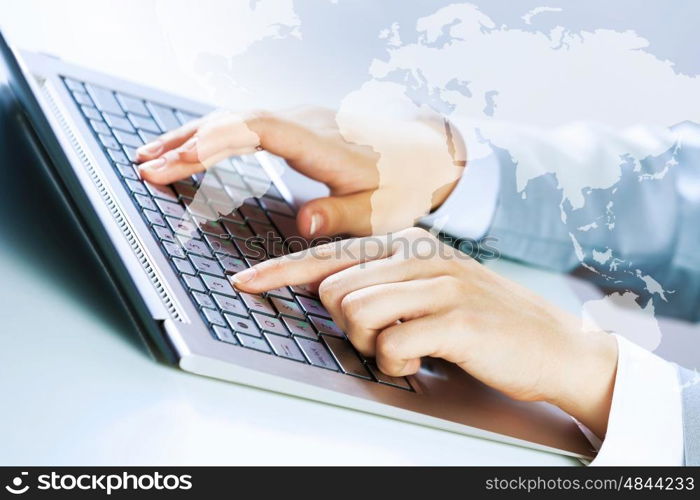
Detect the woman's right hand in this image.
<box><xmin>136</xmin><ymin>108</ymin><xmax>466</xmax><ymax>238</ymax></box>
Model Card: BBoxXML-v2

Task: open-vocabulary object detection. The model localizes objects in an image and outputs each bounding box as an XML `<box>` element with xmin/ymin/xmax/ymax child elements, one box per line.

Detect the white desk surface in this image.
<box><xmin>0</xmin><ymin>1</ymin><xmax>580</xmax><ymax>465</ymax></box>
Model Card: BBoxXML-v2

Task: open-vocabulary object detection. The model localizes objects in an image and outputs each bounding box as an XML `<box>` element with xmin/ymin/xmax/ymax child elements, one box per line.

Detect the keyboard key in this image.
<box><xmin>264</xmin><ymin>183</ymin><xmax>284</xmax><ymax>200</ymax></box>
<box><xmin>175</xmin><ymin>109</ymin><xmax>201</xmax><ymax>124</ymax></box>
<box><xmin>290</xmin><ymin>284</ymin><xmax>317</xmax><ymax>298</ymax></box>
<box><xmin>134</xmin><ymin>194</ymin><xmax>157</xmax><ymax>211</ymax></box>
<box><xmin>252</xmin><ymin>313</ymin><xmax>288</xmax><ymax>336</ymax></box>
<box><xmin>259</xmin><ymin>197</ymin><xmax>294</xmax><ymax>216</ymax></box>
<box><xmin>201</xmin><ymin>274</ymin><xmax>236</xmax><ymax>296</ymax></box>
<box><xmin>143</xmin><ymin>209</ymin><xmax>166</xmax><ymax>227</ymax></box>
<box><xmin>162</xmin><ymin>240</ymin><xmax>186</xmax><ymax>258</ymax></box>
<box><xmin>144</xmin><ymin>182</ymin><xmax>177</xmax><ymax>202</ymax></box>
<box><xmin>223</xmin><ymin>220</ymin><xmax>254</xmax><ymax>240</ymax></box>
<box><xmin>266</xmin><ymin>287</ymin><xmax>294</xmax><ymax>300</ymax></box>
<box><xmin>239</xmin><ymin>292</ymin><xmax>276</xmax><ymax>316</ymax></box>
<box><xmin>123</xmin><ymin>146</ymin><xmax>139</xmax><ymax>163</ymax></box>
<box><xmin>213</xmin><ymin>294</ymin><xmax>246</xmax><ymax>316</ymax></box>
<box><xmin>72</xmin><ymin>91</ymin><xmax>93</xmax><ymax>107</ymax></box>
<box><xmin>192</xmin><ymin>291</ymin><xmax>216</xmax><ymax>309</ymax></box>
<box><xmin>216</xmin><ymin>254</ymin><xmax>247</xmax><ymax>274</ymax></box>
<box><xmin>234</xmin><ymin>157</ymin><xmax>269</xmax><ymax>180</ymax></box>
<box><xmin>239</xmin><ymin>203</ymin><xmax>269</xmax><ymax>223</ymax></box>
<box><xmin>116</xmin><ymin>164</ymin><xmax>138</xmax><ymax>180</ymax></box>
<box><xmin>226</xmin><ymin>316</ymin><xmax>261</xmax><ymax>337</ymax></box>
<box><xmin>153</xmin><ymin>225</ymin><xmax>176</xmax><ymax>243</ymax></box>
<box><xmin>217</xmin><ymin>170</ymin><xmax>247</xmax><ymax>189</ymax></box>
<box><xmin>127</xmin><ymin>112</ymin><xmax>159</xmax><ymax>132</ymax></box>
<box><xmin>182</xmin><ymin>201</ymin><xmax>216</xmax><ymax>222</ymax></box>
<box><xmin>147</xmin><ymin>102</ymin><xmax>180</xmax><ymax>132</ymax></box>
<box><xmin>213</xmin><ymin>325</ymin><xmax>238</xmax><ymax>345</ymax></box>
<box><xmin>225</xmin><ymin>186</ymin><xmax>255</xmax><ymax>206</ymax></box>
<box><xmin>98</xmin><ymin>134</ymin><xmax>121</xmax><ymax>150</ymax></box>
<box><xmin>90</xmin><ymin>119</ymin><xmax>111</xmax><ymax>136</ymax></box>
<box><xmin>124</xmin><ymin>178</ymin><xmax>148</xmax><ymax>196</ymax></box>
<box><xmin>103</xmin><ymin>113</ymin><xmax>135</xmax><ymax>133</ymax></box>
<box><xmin>367</xmin><ymin>364</ymin><xmax>412</xmax><ymax>390</ymax></box>
<box><xmin>203</xmin><ymin>307</ymin><xmax>226</xmax><ymax>326</ymax></box>
<box><xmin>173</xmin><ymin>182</ymin><xmax>197</xmax><ymax>199</ymax></box>
<box><xmin>63</xmin><ymin>78</ymin><xmax>84</xmax><ymax>92</ymax></box>
<box><xmin>309</xmin><ymin>315</ymin><xmax>344</xmax><ymax>338</ymax></box>
<box><xmin>139</xmin><ymin>130</ymin><xmax>161</xmax><ymax>144</ymax></box>
<box><xmin>155</xmin><ymin>198</ymin><xmax>186</xmax><ymax>218</ymax></box>
<box><xmin>199</xmin><ymin>173</ymin><xmax>223</xmax><ymax>190</ymax></box>
<box><xmin>248</xmin><ymin>220</ymin><xmax>279</xmax><ymax>239</ymax></box>
<box><xmin>117</xmin><ymin>94</ymin><xmax>149</xmax><ymax>116</ymax></box>
<box><xmin>268</xmin><ymin>212</ymin><xmax>302</xmax><ymax>239</ymax></box>
<box><xmin>204</xmin><ymin>234</ymin><xmax>239</xmax><ymax>257</ymax></box>
<box><xmin>246</xmin><ymin>178</ymin><xmax>275</xmax><ymax>197</ymax></box>
<box><xmin>233</xmin><ymin>237</ymin><xmax>265</xmax><ymax>260</ymax></box>
<box><xmin>271</xmin><ymin>297</ymin><xmax>305</xmax><ymax>319</ymax></box>
<box><xmin>323</xmin><ymin>336</ymin><xmax>371</xmax><ymax>379</ymax></box>
<box><xmin>178</xmin><ymin>236</ymin><xmax>212</xmax><ymax>258</ymax></box>
<box><xmin>166</xmin><ymin>216</ymin><xmax>198</xmax><ymax>237</ymax></box>
<box><xmin>236</xmin><ymin>333</ymin><xmax>270</xmax><ymax>352</ymax></box>
<box><xmin>183</xmin><ymin>274</ymin><xmax>205</xmax><ymax>292</ymax></box>
<box><xmin>173</xmin><ymin>257</ymin><xmax>196</xmax><ymax>275</ymax></box>
<box><xmin>283</xmin><ymin>317</ymin><xmax>317</xmax><ymax>339</ymax></box>
<box><xmin>189</xmin><ymin>255</ymin><xmax>223</xmax><ymax>276</ymax></box>
<box><xmin>295</xmin><ymin>337</ymin><xmax>338</xmax><ymax>371</ymax></box>
<box><xmin>296</xmin><ymin>296</ymin><xmax>330</xmax><ymax>318</ymax></box>
<box><xmin>192</xmin><ymin>291</ymin><xmax>215</xmax><ymax>309</ymax></box>
<box><xmin>114</xmin><ymin>129</ymin><xmax>143</xmax><ymax>148</ymax></box>
<box><xmin>85</xmin><ymin>85</ymin><xmax>124</xmax><ymax>115</ymax></box>
<box><xmin>266</xmin><ymin>334</ymin><xmax>305</xmax><ymax>362</ymax></box>
<box><xmin>81</xmin><ymin>105</ymin><xmax>102</xmax><ymax>121</ymax></box>
<box><xmin>107</xmin><ymin>149</ymin><xmax>130</xmax><ymax>165</ymax></box>
<box><xmin>196</xmin><ymin>218</ymin><xmax>228</xmax><ymax>238</ymax></box>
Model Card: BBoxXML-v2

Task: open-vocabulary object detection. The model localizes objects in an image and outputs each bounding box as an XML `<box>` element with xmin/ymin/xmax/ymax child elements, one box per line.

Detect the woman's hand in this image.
<box><xmin>136</xmin><ymin>108</ymin><xmax>465</xmax><ymax>237</ymax></box>
<box><xmin>231</xmin><ymin>227</ymin><xmax>619</xmax><ymax>438</ymax></box>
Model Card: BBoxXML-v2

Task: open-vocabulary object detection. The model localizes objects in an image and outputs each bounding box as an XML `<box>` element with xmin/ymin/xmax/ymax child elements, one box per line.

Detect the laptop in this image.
<box><xmin>0</xmin><ymin>31</ymin><xmax>592</xmax><ymax>459</ymax></box>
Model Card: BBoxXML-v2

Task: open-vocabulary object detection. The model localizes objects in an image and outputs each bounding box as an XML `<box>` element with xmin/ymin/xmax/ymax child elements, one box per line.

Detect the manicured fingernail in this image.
<box><xmin>230</xmin><ymin>267</ymin><xmax>257</xmax><ymax>286</ymax></box>
<box><xmin>138</xmin><ymin>157</ymin><xmax>167</xmax><ymax>172</ymax></box>
<box><xmin>179</xmin><ymin>137</ymin><xmax>198</xmax><ymax>152</ymax></box>
<box><xmin>137</xmin><ymin>140</ymin><xmax>163</xmax><ymax>156</ymax></box>
<box><xmin>308</xmin><ymin>213</ymin><xmax>322</xmax><ymax>237</ymax></box>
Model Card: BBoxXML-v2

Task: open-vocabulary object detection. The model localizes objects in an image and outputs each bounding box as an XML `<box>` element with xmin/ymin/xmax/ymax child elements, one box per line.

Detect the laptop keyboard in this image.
<box><xmin>61</xmin><ymin>77</ymin><xmax>412</xmax><ymax>391</ymax></box>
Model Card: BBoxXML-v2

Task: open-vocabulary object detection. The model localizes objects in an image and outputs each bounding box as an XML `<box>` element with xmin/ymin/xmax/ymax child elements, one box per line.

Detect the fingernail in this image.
<box><xmin>138</xmin><ymin>157</ymin><xmax>167</xmax><ymax>172</ymax></box>
<box><xmin>230</xmin><ymin>267</ymin><xmax>257</xmax><ymax>286</ymax></box>
<box><xmin>308</xmin><ymin>213</ymin><xmax>322</xmax><ymax>237</ymax></box>
<box><xmin>180</xmin><ymin>137</ymin><xmax>198</xmax><ymax>152</ymax></box>
<box><xmin>137</xmin><ymin>140</ymin><xmax>163</xmax><ymax>156</ymax></box>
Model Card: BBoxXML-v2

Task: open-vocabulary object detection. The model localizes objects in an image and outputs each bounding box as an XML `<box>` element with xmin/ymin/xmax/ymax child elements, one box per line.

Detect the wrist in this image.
<box><xmin>546</xmin><ymin>326</ymin><xmax>619</xmax><ymax>438</ymax></box>
<box><xmin>430</xmin><ymin>178</ymin><xmax>460</xmax><ymax>211</ymax></box>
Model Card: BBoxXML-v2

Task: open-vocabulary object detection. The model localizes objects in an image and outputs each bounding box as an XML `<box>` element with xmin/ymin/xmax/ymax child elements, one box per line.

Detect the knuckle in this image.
<box><xmin>376</xmin><ymin>331</ymin><xmax>400</xmax><ymax>360</ymax></box>
<box><xmin>318</xmin><ymin>275</ymin><xmax>343</xmax><ymax>304</ymax></box>
<box><xmin>434</xmin><ymin>274</ymin><xmax>462</xmax><ymax>292</ymax></box>
<box><xmin>340</xmin><ymin>292</ymin><xmax>363</xmax><ymax>322</ymax></box>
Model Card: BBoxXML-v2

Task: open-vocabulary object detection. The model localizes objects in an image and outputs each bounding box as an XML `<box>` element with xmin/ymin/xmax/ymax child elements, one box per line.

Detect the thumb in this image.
<box><xmin>296</xmin><ymin>191</ymin><xmax>373</xmax><ymax>238</ymax></box>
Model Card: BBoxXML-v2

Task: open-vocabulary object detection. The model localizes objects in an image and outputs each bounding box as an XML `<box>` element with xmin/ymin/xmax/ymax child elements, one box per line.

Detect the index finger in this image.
<box><xmin>230</xmin><ymin>235</ymin><xmax>395</xmax><ymax>294</ymax></box>
<box><xmin>135</xmin><ymin>118</ymin><xmax>203</xmax><ymax>162</ymax></box>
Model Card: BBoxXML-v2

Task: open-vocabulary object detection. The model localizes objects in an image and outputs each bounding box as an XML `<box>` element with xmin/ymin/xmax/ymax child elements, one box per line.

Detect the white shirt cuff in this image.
<box><xmin>589</xmin><ymin>334</ymin><xmax>684</xmax><ymax>466</ymax></box>
<box><xmin>418</xmin><ymin>151</ymin><xmax>500</xmax><ymax>240</ymax></box>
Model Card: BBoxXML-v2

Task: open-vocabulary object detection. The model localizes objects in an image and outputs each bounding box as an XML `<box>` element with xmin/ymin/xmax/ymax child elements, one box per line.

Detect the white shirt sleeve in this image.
<box><xmin>588</xmin><ymin>335</ymin><xmax>684</xmax><ymax>466</ymax></box>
